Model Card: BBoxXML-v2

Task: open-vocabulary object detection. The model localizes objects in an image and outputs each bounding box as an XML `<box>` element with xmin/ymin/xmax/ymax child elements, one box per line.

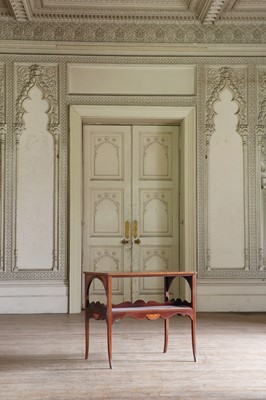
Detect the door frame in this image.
<box><xmin>69</xmin><ymin>105</ymin><xmax>196</xmax><ymax>313</ymax></box>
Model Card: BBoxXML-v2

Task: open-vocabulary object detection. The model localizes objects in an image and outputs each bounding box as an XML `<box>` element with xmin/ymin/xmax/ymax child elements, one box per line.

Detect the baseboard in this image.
<box><xmin>0</xmin><ymin>280</ymin><xmax>69</xmax><ymax>314</ymax></box>
<box><xmin>197</xmin><ymin>279</ymin><xmax>266</xmax><ymax>312</ymax></box>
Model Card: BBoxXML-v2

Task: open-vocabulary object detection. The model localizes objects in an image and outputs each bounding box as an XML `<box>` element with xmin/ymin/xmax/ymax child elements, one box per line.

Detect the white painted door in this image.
<box><xmin>83</xmin><ymin>124</ymin><xmax>179</xmax><ymax>303</ymax></box>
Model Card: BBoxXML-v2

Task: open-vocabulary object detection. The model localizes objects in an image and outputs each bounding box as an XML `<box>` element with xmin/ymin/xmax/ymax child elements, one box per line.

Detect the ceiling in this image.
<box><xmin>0</xmin><ymin>0</ymin><xmax>266</xmax><ymax>24</ymax></box>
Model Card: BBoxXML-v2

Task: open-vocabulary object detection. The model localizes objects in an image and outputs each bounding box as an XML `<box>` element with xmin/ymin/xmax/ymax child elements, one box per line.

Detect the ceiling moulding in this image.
<box><xmin>0</xmin><ymin>21</ymin><xmax>266</xmax><ymax>44</ymax></box>
<box><xmin>197</xmin><ymin>0</ymin><xmax>226</xmax><ymax>25</ymax></box>
<box><xmin>8</xmin><ymin>0</ymin><xmax>30</xmax><ymax>22</ymax></box>
<box><xmin>1</xmin><ymin>42</ymin><xmax>266</xmax><ymax>56</ymax></box>
<box><xmin>10</xmin><ymin>0</ymin><xmax>195</xmax><ymax>20</ymax></box>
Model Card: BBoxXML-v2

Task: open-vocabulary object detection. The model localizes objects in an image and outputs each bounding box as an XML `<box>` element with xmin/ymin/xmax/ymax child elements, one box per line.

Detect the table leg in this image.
<box><xmin>191</xmin><ymin>317</ymin><xmax>196</xmax><ymax>361</ymax></box>
<box><xmin>85</xmin><ymin>318</ymin><xmax>89</xmax><ymax>359</ymax></box>
<box><xmin>106</xmin><ymin>317</ymin><xmax>113</xmax><ymax>369</ymax></box>
<box><xmin>164</xmin><ymin>318</ymin><xmax>169</xmax><ymax>353</ymax></box>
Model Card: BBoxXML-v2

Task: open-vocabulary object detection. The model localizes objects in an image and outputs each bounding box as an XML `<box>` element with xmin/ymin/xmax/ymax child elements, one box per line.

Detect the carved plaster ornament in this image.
<box><xmin>261</xmin><ymin>162</ymin><xmax>266</xmax><ymax>190</ymax></box>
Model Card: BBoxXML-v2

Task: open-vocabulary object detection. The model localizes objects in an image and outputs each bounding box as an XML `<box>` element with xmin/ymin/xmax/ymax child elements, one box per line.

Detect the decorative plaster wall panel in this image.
<box><xmin>0</xmin><ymin>64</ymin><xmax>4</xmax><ymax>124</ymax></box>
<box><xmin>203</xmin><ymin>64</ymin><xmax>250</xmax><ymax>277</ymax></box>
<box><xmin>209</xmin><ymin>89</ymin><xmax>245</xmax><ymax>270</ymax></box>
<box><xmin>68</xmin><ymin>64</ymin><xmax>196</xmax><ymax>96</ymax></box>
<box><xmin>13</xmin><ymin>63</ymin><xmax>60</xmax><ymax>272</ymax></box>
<box><xmin>0</xmin><ymin>63</ymin><xmax>5</xmax><ymax>272</ymax></box>
<box><xmin>257</xmin><ymin>66</ymin><xmax>266</xmax><ymax>270</ymax></box>
<box><xmin>16</xmin><ymin>85</ymin><xmax>54</xmax><ymax>269</ymax></box>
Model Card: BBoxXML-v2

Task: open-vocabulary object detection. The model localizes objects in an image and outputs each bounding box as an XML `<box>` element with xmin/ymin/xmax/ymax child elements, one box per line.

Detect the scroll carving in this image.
<box><xmin>14</xmin><ymin>63</ymin><xmax>60</xmax><ymax>271</ymax></box>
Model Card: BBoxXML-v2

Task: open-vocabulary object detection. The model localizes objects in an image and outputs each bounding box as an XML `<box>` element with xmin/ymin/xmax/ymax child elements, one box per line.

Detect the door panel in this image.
<box><xmin>83</xmin><ymin>124</ymin><xmax>179</xmax><ymax>303</ymax></box>
<box><xmin>131</xmin><ymin>126</ymin><xmax>179</xmax><ymax>301</ymax></box>
<box><xmin>83</xmin><ymin>125</ymin><xmax>132</xmax><ymax>303</ymax></box>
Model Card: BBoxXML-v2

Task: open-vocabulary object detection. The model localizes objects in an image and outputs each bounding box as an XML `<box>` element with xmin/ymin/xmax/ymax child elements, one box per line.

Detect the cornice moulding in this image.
<box><xmin>1</xmin><ymin>41</ymin><xmax>266</xmax><ymax>56</ymax></box>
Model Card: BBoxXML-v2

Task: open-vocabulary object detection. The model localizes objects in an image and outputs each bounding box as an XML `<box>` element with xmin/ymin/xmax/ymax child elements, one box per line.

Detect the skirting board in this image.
<box><xmin>0</xmin><ymin>280</ymin><xmax>69</xmax><ymax>314</ymax></box>
<box><xmin>197</xmin><ymin>280</ymin><xmax>266</xmax><ymax>312</ymax></box>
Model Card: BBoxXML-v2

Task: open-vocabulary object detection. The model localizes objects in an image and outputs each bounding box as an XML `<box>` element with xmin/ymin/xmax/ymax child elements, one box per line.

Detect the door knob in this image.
<box><xmin>121</xmin><ymin>239</ymin><xmax>129</xmax><ymax>245</ymax></box>
<box><xmin>134</xmin><ymin>238</ymin><xmax>141</xmax><ymax>245</ymax></box>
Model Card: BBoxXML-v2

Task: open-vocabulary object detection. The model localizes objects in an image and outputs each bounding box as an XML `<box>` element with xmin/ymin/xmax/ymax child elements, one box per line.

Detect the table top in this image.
<box><xmin>84</xmin><ymin>271</ymin><xmax>196</xmax><ymax>278</ymax></box>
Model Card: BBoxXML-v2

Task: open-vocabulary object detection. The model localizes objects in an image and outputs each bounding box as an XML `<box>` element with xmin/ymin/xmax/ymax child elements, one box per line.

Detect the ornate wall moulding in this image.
<box><xmin>0</xmin><ymin>63</ymin><xmax>5</xmax><ymax>125</ymax></box>
<box><xmin>0</xmin><ymin>21</ymin><xmax>266</xmax><ymax>44</ymax></box>
<box><xmin>0</xmin><ymin>122</ymin><xmax>6</xmax><ymax>272</ymax></box>
<box><xmin>257</xmin><ymin>67</ymin><xmax>266</xmax><ymax>126</ymax></box>
<box><xmin>13</xmin><ymin>62</ymin><xmax>61</xmax><ymax>274</ymax></box>
<box><xmin>257</xmin><ymin>67</ymin><xmax>266</xmax><ymax>271</ymax></box>
<box><xmin>0</xmin><ymin>64</ymin><xmax>5</xmax><ymax>272</ymax></box>
<box><xmin>203</xmin><ymin>64</ymin><xmax>251</xmax><ymax>277</ymax></box>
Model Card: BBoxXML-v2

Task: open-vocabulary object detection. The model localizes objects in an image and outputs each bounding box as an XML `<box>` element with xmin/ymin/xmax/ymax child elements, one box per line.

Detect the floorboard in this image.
<box><xmin>1</xmin><ymin>312</ymin><xmax>266</xmax><ymax>399</ymax></box>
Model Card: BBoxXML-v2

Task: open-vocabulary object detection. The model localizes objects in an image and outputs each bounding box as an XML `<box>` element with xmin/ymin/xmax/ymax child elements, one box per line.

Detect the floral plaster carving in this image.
<box><xmin>143</xmin><ymin>248</ymin><xmax>169</xmax><ymax>271</ymax></box>
<box><xmin>1</xmin><ymin>21</ymin><xmax>266</xmax><ymax>44</ymax></box>
<box><xmin>94</xmin><ymin>192</ymin><xmax>120</xmax><ymax>214</ymax></box>
<box><xmin>93</xmin><ymin>249</ymin><xmax>120</xmax><ymax>272</ymax></box>
<box><xmin>205</xmin><ymin>66</ymin><xmax>247</xmax><ymax>132</ymax></box>
<box><xmin>143</xmin><ymin>192</ymin><xmax>169</xmax><ymax>214</ymax></box>
<box><xmin>143</xmin><ymin>136</ymin><xmax>168</xmax><ymax>158</ymax></box>
<box><xmin>257</xmin><ymin>67</ymin><xmax>266</xmax><ymax>126</ymax></box>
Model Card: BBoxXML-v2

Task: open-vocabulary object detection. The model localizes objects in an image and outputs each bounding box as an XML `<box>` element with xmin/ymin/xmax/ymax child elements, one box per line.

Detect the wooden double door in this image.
<box><xmin>83</xmin><ymin>124</ymin><xmax>179</xmax><ymax>303</ymax></box>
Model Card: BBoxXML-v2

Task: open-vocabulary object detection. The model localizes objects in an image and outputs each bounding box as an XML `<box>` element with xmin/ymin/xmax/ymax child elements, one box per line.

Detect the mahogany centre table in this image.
<box><xmin>84</xmin><ymin>271</ymin><xmax>196</xmax><ymax>368</ymax></box>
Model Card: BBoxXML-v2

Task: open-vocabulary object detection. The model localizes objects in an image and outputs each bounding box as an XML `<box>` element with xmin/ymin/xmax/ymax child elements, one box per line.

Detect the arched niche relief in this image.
<box><xmin>13</xmin><ymin>64</ymin><xmax>60</xmax><ymax>272</ymax></box>
<box><xmin>204</xmin><ymin>66</ymin><xmax>249</xmax><ymax>273</ymax></box>
<box><xmin>257</xmin><ymin>67</ymin><xmax>266</xmax><ymax>271</ymax></box>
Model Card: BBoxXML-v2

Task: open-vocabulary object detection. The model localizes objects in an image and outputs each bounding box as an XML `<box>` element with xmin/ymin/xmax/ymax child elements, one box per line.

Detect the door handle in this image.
<box><xmin>134</xmin><ymin>238</ymin><xmax>141</xmax><ymax>245</ymax></box>
<box><xmin>125</xmin><ymin>220</ymin><xmax>130</xmax><ymax>240</ymax></box>
<box><xmin>133</xmin><ymin>220</ymin><xmax>138</xmax><ymax>238</ymax></box>
<box><xmin>121</xmin><ymin>221</ymin><xmax>130</xmax><ymax>245</ymax></box>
